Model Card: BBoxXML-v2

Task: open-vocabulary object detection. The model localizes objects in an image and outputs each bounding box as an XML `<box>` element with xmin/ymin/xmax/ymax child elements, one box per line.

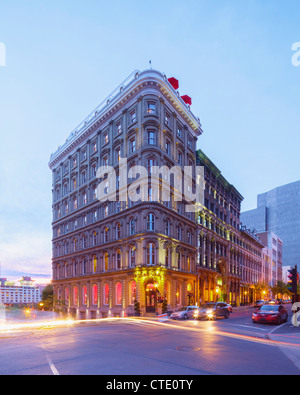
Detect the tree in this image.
<box><xmin>40</xmin><ymin>283</ymin><xmax>53</xmax><ymax>311</ymax></box>
<box><xmin>270</xmin><ymin>281</ymin><xmax>289</xmax><ymax>299</ymax></box>
<box><xmin>134</xmin><ymin>300</ymin><xmax>141</xmax><ymax>316</ymax></box>
<box><xmin>254</xmin><ymin>282</ymin><xmax>269</xmax><ymax>300</ymax></box>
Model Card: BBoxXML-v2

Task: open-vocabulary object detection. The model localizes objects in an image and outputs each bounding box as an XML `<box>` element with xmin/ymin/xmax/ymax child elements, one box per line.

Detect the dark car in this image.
<box><xmin>252</xmin><ymin>304</ymin><xmax>288</xmax><ymax>325</ymax></box>
<box><xmin>194</xmin><ymin>302</ymin><xmax>231</xmax><ymax>320</ymax></box>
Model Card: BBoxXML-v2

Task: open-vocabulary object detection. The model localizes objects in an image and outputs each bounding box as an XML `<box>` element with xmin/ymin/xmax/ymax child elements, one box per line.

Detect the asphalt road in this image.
<box><xmin>0</xmin><ymin>306</ymin><xmax>299</xmax><ymax>376</ymax></box>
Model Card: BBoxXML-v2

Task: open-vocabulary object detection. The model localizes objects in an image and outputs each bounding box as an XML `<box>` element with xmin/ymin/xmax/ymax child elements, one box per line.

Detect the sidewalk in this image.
<box><xmin>268</xmin><ymin>328</ymin><xmax>300</xmax><ymax>371</ymax></box>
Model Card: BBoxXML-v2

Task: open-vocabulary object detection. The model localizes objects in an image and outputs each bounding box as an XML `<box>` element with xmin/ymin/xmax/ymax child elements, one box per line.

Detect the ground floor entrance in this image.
<box><xmin>145</xmin><ymin>282</ymin><xmax>157</xmax><ymax>313</ymax></box>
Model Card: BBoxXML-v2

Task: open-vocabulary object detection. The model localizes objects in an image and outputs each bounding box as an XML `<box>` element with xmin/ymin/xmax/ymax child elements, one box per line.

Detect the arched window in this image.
<box><xmin>129</xmin><ymin>280</ymin><xmax>136</xmax><ymax>305</ymax></box>
<box><xmin>93</xmin><ymin>255</ymin><xmax>97</xmax><ymax>273</ymax></box>
<box><xmin>64</xmin><ymin>287</ymin><xmax>69</xmax><ymax>304</ymax></box>
<box><xmin>177</xmin><ymin>225</ymin><xmax>182</xmax><ymax>241</ymax></box>
<box><xmin>177</xmin><ymin>251</ymin><xmax>181</xmax><ymax>269</ymax></box>
<box><xmin>116</xmin><ymin>249</ymin><xmax>121</xmax><ymax>269</ymax></box>
<box><xmin>165</xmin><ymin>247</ymin><xmax>170</xmax><ymax>267</ymax></box>
<box><xmin>104</xmin><ymin>283</ymin><xmax>109</xmax><ymax>305</ymax></box>
<box><xmin>93</xmin><ymin>231</ymin><xmax>97</xmax><ymax>246</ymax></box>
<box><xmin>115</xmin><ymin>282</ymin><xmax>122</xmax><ymax>305</ymax></box>
<box><xmin>92</xmin><ymin>284</ymin><xmax>98</xmax><ymax>305</ymax></box>
<box><xmin>165</xmin><ymin>219</ymin><xmax>170</xmax><ymax>236</ymax></box>
<box><xmin>130</xmin><ymin>218</ymin><xmax>136</xmax><ymax>235</ymax></box>
<box><xmin>165</xmin><ymin>281</ymin><xmax>171</xmax><ymax>304</ymax></box>
<box><xmin>73</xmin><ymin>286</ymin><xmax>78</xmax><ymax>306</ymax></box>
<box><xmin>82</xmin><ymin>285</ymin><xmax>87</xmax><ymax>305</ymax></box>
<box><xmin>116</xmin><ymin>223</ymin><xmax>121</xmax><ymax>239</ymax></box>
<box><xmin>83</xmin><ymin>258</ymin><xmax>87</xmax><ymax>274</ymax></box>
<box><xmin>104</xmin><ymin>204</ymin><xmax>108</xmax><ymax>217</ymax></box>
<box><xmin>129</xmin><ymin>246</ymin><xmax>136</xmax><ymax>267</ymax></box>
<box><xmin>83</xmin><ymin>235</ymin><xmax>87</xmax><ymax>249</ymax></box>
<box><xmin>147</xmin><ymin>213</ymin><xmax>155</xmax><ymax>231</ymax></box>
<box><xmin>104</xmin><ymin>227</ymin><xmax>109</xmax><ymax>243</ymax></box>
<box><xmin>104</xmin><ymin>252</ymin><xmax>109</xmax><ymax>271</ymax></box>
<box><xmin>147</xmin><ymin>243</ymin><xmax>156</xmax><ymax>265</ymax></box>
<box><xmin>187</xmin><ymin>255</ymin><xmax>191</xmax><ymax>272</ymax></box>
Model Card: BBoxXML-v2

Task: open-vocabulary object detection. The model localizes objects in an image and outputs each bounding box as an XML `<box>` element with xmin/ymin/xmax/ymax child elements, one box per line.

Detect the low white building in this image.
<box><xmin>0</xmin><ymin>277</ymin><xmax>41</xmax><ymax>305</ymax></box>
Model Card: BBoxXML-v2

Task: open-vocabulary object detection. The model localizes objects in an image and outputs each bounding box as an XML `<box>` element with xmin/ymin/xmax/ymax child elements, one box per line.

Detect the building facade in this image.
<box><xmin>49</xmin><ymin>69</ymin><xmax>266</xmax><ymax>318</ymax></box>
<box><xmin>49</xmin><ymin>69</ymin><xmax>203</xmax><ymax>319</ymax></box>
<box><xmin>196</xmin><ymin>151</ymin><xmax>264</xmax><ymax>306</ymax></box>
<box><xmin>0</xmin><ymin>277</ymin><xmax>41</xmax><ymax>305</ymax></box>
<box><xmin>241</xmin><ymin>180</ymin><xmax>300</xmax><ymax>269</ymax></box>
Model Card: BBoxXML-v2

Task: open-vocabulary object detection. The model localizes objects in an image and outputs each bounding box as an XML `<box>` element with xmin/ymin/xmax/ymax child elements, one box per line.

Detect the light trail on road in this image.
<box><xmin>1</xmin><ymin>317</ymin><xmax>299</xmax><ymax>351</ymax></box>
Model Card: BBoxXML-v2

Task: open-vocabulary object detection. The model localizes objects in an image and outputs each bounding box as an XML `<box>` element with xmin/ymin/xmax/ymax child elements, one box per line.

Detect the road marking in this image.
<box><xmin>46</xmin><ymin>355</ymin><xmax>59</xmax><ymax>375</ymax></box>
<box><xmin>226</xmin><ymin>324</ymin><xmax>267</xmax><ymax>331</ymax></box>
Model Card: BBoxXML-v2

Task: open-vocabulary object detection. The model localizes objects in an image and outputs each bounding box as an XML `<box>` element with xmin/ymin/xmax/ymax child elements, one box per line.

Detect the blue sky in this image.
<box><xmin>0</xmin><ymin>0</ymin><xmax>299</xmax><ymax>283</ymax></box>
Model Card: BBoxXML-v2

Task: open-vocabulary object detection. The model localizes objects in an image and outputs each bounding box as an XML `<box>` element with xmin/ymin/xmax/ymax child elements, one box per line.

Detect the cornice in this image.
<box><xmin>49</xmin><ymin>69</ymin><xmax>203</xmax><ymax>170</ymax></box>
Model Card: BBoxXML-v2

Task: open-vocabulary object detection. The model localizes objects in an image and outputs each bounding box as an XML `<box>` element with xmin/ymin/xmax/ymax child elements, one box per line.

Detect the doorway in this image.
<box><xmin>145</xmin><ymin>282</ymin><xmax>157</xmax><ymax>313</ymax></box>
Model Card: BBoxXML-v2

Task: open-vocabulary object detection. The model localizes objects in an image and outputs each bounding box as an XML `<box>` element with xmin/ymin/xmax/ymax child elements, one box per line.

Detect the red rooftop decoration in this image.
<box><xmin>181</xmin><ymin>95</ymin><xmax>192</xmax><ymax>106</ymax></box>
<box><xmin>168</xmin><ymin>77</ymin><xmax>179</xmax><ymax>90</ymax></box>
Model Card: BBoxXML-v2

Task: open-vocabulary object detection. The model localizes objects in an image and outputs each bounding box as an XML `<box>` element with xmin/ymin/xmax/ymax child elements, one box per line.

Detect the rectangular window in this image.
<box><xmin>130</xmin><ymin>138</ymin><xmax>136</xmax><ymax>153</ymax></box>
<box><xmin>148</xmin><ymin>130</ymin><xmax>156</xmax><ymax>145</ymax></box>
<box><xmin>130</xmin><ymin>110</ymin><xmax>136</xmax><ymax>123</ymax></box>
<box><xmin>117</xmin><ymin>122</ymin><xmax>122</xmax><ymax>134</ymax></box>
<box><xmin>147</xmin><ymin>102</ymin><xmax>156</xmax><ymax>114</ymax></box>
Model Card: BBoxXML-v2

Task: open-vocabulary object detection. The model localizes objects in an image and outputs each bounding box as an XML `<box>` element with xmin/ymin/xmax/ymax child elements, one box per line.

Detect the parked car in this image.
<box><xmin>252</xmin><ymin>304</ymin><xmax>288</xmax><ymax>325</ymax></box>
<box><xmin>253</xmin><ymin>300</ymin><xmax>265</xmax><ymax>308</ymax></box>
<box><xmin>194</xmin><ymin>302</ymin><xmax>231</xmax><ymax>320</ymax></box>
<box><xmin>170</xmin><ymin>306</ymin><xmax>199</xmax><ymax>320</ymax></box>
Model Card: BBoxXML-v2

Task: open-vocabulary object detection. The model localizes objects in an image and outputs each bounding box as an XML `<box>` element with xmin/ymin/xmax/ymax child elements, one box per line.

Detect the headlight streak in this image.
<box><xmin>1</xmin><ymin>317</ymin><xmax>299</xmax><ymax>350</ymax></box>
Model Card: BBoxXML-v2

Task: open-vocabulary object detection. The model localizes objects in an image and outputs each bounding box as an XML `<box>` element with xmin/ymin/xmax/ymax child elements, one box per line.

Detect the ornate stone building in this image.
<box><xmin>49</xmin><ymin>69</ymin><xmax>265</xmax><ymax>319</ymax></box>
<box><xmin>196</xmin><ymin>150</ymin><xmax>264</xmax><ymax>305</ymax></box>
<box><xmin>49</xmin><ymin>69</ymin><xmax>203</xmax><ymax>319</ymax></box>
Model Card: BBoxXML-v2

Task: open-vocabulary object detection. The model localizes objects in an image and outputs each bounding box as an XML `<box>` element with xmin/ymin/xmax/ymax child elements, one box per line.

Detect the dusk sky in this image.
<box><xmin>0</xmin><ymin>0</ymin><xmax>299</xmax><ymax>284</ymax></box>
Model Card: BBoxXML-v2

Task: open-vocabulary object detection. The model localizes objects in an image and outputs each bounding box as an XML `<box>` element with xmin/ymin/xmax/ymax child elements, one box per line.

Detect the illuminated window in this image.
<box><xmin>129</xmin><ymin>246</ymin><xmax>136</xmax><ymax>267</ymax></box>
<box><xmin>165</xmin><ymin>247</ymin><xmax>170</xmax><ymax>267</ymax></box>
<box><xmin>177</xmin><ymin>252</ymin><xmax>181</xmax><ymax>269</ymax></box>
<box><xmin>92</xmin><ymin>284</ymin><xmax>98</xmax><ymax>305</ymax></box>
<box><xmin>104</xmin><ymin>283</ymin><xmax>109</xmax><ymax>305</ymax></box>
<box><xmin>93</xmin><ymin>255</ymin><xmax>97</xmax><ymax>273</ymax></box>
<box><xmin>73</xmin><ymin>286</ymin><xmax>78</xmax><ymax>306</ymax></box>
<box><xmin>129</xmin><ymin>281</ymin><xmax>136</xmax><ymax>305</ymax></box>
<box><xmin>115</xmin><ymin>282</ymin><xmax>122</xmax><ymax>305</ymax></box>
<box><xmin>104</xmin><ymin>205</ymin><xmax>108</xmax><ymax>217</ymax></box>
<box><xmin>104</xmin><ymin>252</ymin><xmax>109</xmax><ymax>271</ymax></box>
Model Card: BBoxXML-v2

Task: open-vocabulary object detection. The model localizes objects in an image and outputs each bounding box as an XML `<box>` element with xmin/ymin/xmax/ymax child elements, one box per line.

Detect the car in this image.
<box><xmin>252</xmin><ymin>304</ymin><xmax>288</xmax><ymax>325</ymax></box>
<box><xmin>170</xmin><ymin>306</ymin><xmax>199</xmax><ymax>320</ymax></box>
<box><xmin>194</xmin><ymin>302</ymin><xmax>231</xmax><ymax>320</ymax></box>
<box><xmin>253</xmin><ymin>300</ymin><xmax>265</xmax><ymax>308</ymax></box>
<box><xmin>226</xmin><ymin>303</ymin><xmax>233</xmax><ymax>313</ymax></box>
